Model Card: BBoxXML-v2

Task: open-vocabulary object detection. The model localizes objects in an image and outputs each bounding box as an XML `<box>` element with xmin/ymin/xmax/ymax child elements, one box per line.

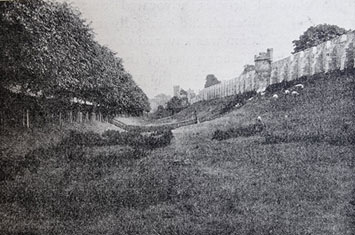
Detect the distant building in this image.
<box><xmin>187</xmin><ymin>89</ymin><xmax>196</xmax><ymax>102</ymax></box>
<box><xmin>173</xmin><ymin>86</ymin><xmax>196</xmax><ymax>104</ymax></box>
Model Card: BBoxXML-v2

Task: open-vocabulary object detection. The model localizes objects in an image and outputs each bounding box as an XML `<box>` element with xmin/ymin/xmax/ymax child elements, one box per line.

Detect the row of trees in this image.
<box><xmin>292</xmin><ymin>24</ymin><xmax>349</xmax><ymax>53</ymax></box>
<box><xmin>153</xmin><ymin>96</ymin><xmax>189</xmax><ymax>118</ymax></box>
<box><xmin>0</xmin><ymin>0</ymin><xmax>150</xmax><ymax>118</ymax></box>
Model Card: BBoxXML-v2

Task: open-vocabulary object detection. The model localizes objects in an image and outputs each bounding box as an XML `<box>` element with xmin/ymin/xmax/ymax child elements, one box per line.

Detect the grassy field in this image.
<box><xmin>0</xmin><ymin>71</ymin><xmax>354</xmax><ymax>235</ymax></box>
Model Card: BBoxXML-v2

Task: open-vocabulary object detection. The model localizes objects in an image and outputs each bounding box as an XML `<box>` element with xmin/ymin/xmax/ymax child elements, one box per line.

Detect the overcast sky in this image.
<box><xmin>57</xmin><ymin>0</ymin><xmax>355</xmax><ymax>98</ymax></box>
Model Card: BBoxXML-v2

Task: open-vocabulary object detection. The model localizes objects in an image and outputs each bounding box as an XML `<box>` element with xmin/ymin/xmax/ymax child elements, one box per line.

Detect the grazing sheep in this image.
<box><xmin>291</xmin><ymin>91</ymin><xmax>299</xmax><ymax>96</ymax></box>
<box><xmin>284</xmin><ymin>89</ymin><xmax>290</xmax><ymax>94</ymax></box>
<box><xmin>272</xmin><ymin>94</ymin><xmax>279</xmax><ymax>99</ymax></box>
<box><xmin>248</xmin><ymin>97</ymin><xmax>254</xmax><ymax>101</ymax></box>
<box><xmin>295</xmin><ymin>84</ymin><xmax>304</xmax><ymax>89</ymax></box>
<box><xmin>235</xmin><ymin>103</ymin><xmax>242</xmax><ymax>108</ymax></box>
<box><xmin>260</xmin><ymin>92</ymin><xmax>266</xmax><ymax>96</ymax></box>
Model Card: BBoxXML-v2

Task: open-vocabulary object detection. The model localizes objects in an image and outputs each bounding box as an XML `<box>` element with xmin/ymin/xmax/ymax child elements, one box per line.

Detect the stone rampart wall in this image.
<box><xmin>191</xmin><ymin>31</ymin><xmax>355</xmax><ymax>104</ymax></box>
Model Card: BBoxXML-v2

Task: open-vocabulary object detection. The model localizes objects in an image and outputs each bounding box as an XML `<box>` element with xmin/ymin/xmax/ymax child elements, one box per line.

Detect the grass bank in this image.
<box><xmin>0</xmin><ymin>70</ymin><xmax>354</xmax><ymax>234</ymax></box>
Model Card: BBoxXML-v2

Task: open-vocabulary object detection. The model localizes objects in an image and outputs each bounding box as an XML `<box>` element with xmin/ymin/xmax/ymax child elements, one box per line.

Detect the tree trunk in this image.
<box><xmin>26</xmin><ymin>109</ymin><xmax>30</xmax><ymax>128</ymax></box>
<box><xmin>22</xmin><ymin>110</ymin><xmax>26</xmax><ymax>127</ymax></box>
<box><xmin>77</xmin><ymin>111</ymin><xmax>81</xmax><ymax>123</ymax></box>
<box><xmin>69</xmin><ymin>110</ymin><xmax>73</xmax><ymax>123</ymax></box>
<box><xmin>59</xmin><ymin>112</ymin><xmax>62</xmax><ymax>126</ymax></box>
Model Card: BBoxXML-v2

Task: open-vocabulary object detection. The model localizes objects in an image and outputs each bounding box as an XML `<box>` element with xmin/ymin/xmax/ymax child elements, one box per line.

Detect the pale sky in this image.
<box><xmin>57</xmin><ymin>0</ymin><xmax>355</xmax><ymax>98</ymax></box>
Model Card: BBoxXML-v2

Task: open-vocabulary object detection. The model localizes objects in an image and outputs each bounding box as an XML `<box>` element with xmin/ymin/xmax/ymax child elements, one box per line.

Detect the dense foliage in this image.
<box><xmin>0</xmin><ymin>0</ymin><xmax>150</xmax><ymax>116</ymax></box>
<box><xmin>151</xmin><ymin>96</ymin><xmax>189</xmax><ymax>118</ymax></box>
<box><xmin>153</xmin><ymin>105</ymin><xmax>173</xmax><ymax>119</ymax></box>
<box><xmin>292</xmin><ymin>24</ymin><xmax>349</xmax><ymax>53</ymax></box>
<box><xmin>166</xmin><ymin>96</ymin><xmax>188</xmax><ymax>115</ymax></box>
<box><xmin>204</xmin><ymin>74</ymin><xmax>221</xmax><ymax>88</ymax></box>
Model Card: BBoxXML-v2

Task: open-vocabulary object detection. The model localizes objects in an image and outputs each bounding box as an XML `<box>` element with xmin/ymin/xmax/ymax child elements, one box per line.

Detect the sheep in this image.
<box><xmin>291</xmin><ymin>91</ymin><xmax>299</xmax><ymax>96</ymax></box>
<box><xmin>284</xmin><ymin>89</ymin><xmax>290</xmax><ymax>94</ymax></box>
<box><xmin>260</xmin><ymin>92</ymin><xmax>266</xmax><ymax>96</ymax></box>
<box><xmin>248</xmin><ymin>97</ymin><xmax>254</xmax><ymax>101</ymax></box>
<box><xmin>272</xmin><ymin>94</ymin><xmax>279</xmax><ymax>99</ymax></box>
<box><xmin>235</xmin><ymin>103</ymin><xmax>242</xmax><ymax>108</ymax></box>
<box><xmin>294</xmin><ymin>84</ymin><xmax>304</xmax><ymax>89</ymax></box>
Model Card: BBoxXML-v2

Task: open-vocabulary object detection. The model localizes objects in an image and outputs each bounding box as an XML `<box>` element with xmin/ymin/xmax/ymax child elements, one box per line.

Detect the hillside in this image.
<box><xmin>0</xmin><ymin>70</ymin><xmax>354</xmax><ymax>235</ymax></box>
<box><xmin>152</xmin><ymin>91</ymin><xmax>255</xmax><ymax>125</ymax></box>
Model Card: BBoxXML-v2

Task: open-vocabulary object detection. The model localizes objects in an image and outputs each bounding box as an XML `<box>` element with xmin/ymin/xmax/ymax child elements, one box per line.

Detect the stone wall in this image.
<box><xmin>191</xmin><ymin>31</ymin><xmax>355</xmax><ymax>104</ymax></box>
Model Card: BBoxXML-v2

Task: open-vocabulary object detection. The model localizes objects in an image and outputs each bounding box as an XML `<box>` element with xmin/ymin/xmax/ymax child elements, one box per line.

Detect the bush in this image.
<box><xmin>60</xmin><ymin>130</ymin><xmax>105</xmax><ymax>147</ymax></box>
<box><xmin>57</xmin><ymin>129</ymin><xmax>174</xmax><ymax>150</ymax></box>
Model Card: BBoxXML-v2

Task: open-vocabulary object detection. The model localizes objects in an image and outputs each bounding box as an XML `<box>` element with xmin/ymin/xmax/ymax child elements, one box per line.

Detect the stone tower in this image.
<box><xmin>254</xmin><ymin>48</ymin><xmax>273</xmax><ymax>92</ymax></box>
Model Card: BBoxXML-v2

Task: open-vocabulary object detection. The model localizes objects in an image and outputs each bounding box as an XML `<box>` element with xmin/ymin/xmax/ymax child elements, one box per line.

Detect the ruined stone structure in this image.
<box><xmin>191</xmin><ymin>31</ymin><xmax>355</xmax><ymax>103</ymax></box>
<box><xmin>254</xmin><ymin>48</ymin><xmax>273</xmax><ymax>92</ymax></box>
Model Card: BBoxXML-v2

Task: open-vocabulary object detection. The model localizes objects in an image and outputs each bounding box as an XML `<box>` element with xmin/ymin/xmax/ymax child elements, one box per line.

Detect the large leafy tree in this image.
<box><xmin>292</xmin><ymin>24</ymin><xmax>349</xmax><ymax>53</ymax></box>
<box><xmin>204</xmin><ymin>74</ymin><xmax>221</xmax><ymax>88</ymax></box>
<box><xmin>0</xmin><ymin>0</ymin><xmax>150</xmax><ymax>115</ymax></box>
<box><xmin>166</xmin><ymin>96</ymin><xmax>184</xmax><ymax>115</ymax></box>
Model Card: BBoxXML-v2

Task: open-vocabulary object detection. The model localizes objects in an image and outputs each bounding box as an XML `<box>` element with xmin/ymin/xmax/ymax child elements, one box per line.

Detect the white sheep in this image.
<box><xmin>284</xmin><ymin>89</ymin><xmax>290</xmax><ymax>94</ymax></box>
<box><xmin>291</xmin><ymin>91</ymin><xmax>299</xmax><ymax>96</ymax></box>
<box><xmin>272</xmin><ymin>94</ymin><xmax>279</xmax><ymax>99</ymax></box>
<box><xmin>260</xmin><ymin>92</ymin><xmax>266</xmax><ymax>96</ymax></box>
<box><xmin>294</xmin><ymin>84</ymin><xmax>304</xmax><ymax>89</ymax></box>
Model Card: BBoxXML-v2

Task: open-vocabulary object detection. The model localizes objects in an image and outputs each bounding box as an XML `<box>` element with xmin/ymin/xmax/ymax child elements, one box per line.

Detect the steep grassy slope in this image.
<box><xmin>152</xmin><ymin>91</ymin><xmax>255</xmax><ymax>124</ymax></box>
<box><xmin>0</xmin><ymin>70</ymin><xmax>354</xmax><ymax>235</ymax></box>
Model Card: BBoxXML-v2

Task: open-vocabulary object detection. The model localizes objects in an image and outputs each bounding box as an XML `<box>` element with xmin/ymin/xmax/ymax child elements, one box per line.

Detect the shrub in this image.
<box><xmin>60</xmin><ymin>130</ymin><xmax>104</xmax><ymax>147</ymax></box>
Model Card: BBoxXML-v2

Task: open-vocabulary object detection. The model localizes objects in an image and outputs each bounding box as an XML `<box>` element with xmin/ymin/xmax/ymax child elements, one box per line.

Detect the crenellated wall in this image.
<box><xmin>191</xmin><ymin>31</ymin><xmax>355</xmax><ymax>104</ymax></box>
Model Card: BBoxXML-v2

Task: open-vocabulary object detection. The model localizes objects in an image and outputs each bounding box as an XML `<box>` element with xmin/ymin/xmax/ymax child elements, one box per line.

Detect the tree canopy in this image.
<box><xmin>0</xmin><ymin>0</ymin><xmax>150</xmax><ymax>115</ymax></box>
<box><xmin>292</xmin><ymin>24</ymin><xmax>349</xmax><ymax>53</ymax></box>
<box><xmin>204</xmin><ymin>74</ymin><xmax>221</xmax><ymax>88</ymax></box>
